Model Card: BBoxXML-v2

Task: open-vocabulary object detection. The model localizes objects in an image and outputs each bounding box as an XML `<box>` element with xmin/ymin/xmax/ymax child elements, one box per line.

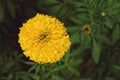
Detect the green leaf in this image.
<box><xmin>80</xmin><ymin>32</ymin><xmax>91</xmax><ymax>52</ymax></box>
<box><xmin>105</xmin><ymin>77</ymin><xmax>114</xmax><ymax>80</ymax></box>
<box><xmin>7</xmin><ymin>0</ymin><xmax>15</xmax><ymax>18</ymax></box>
<box><xmin>67</xmin><ymin>26</ymin><xmax>80</xmax><ymax>32</ymax></box>
<box><xmin>112</xmin><ymin>24</ymin><xmax>120</xmax><ymax>45</ymax></box>
<box><xmin>104</xmin><ymin>17</ymin><xmax>113</xmax><ymax>28</ymax></box>
<box><xmin>29</xmin><ymin>74</ymin><xmax>40</xmax><ymax>80</ymax></box>
<box><xmin>7</xmin><ymin>73</ymin><xmax>13</xmax><ymax>80</ymax></box>
<box><xmin>44</xmin><ymin>72</ymin><xmax>51</xmax><ymax>79</ymax></box>
<box><xmin>80</xmin><ymin>79</ymin><xmax>92</xmax><ymax>80</ymax></box>
<box><xmin>28</xmin><ymin>64</ymin><xmax>37</xmax><ymax>72</ymax></box>
<box><xmin>50</xmin><ymin>4</ymin><xmax>62</xmax><ymax>15</ymax></box>
<box><xmin>52</xmin><ymin>76</ymin><xmax>64</xmax><ymax>80</ymax></box>
<box><xmin>94</xmin><ymin>34</ymin><xmax>111</xmax><ymax>45</ymax></box>
<box><xmin>0</xmin><ymin>4</ymin><xmax>4</xmax><ymax>22</ymax></box>
<box><xmin>71</xmin><ymin>47</ymin><xmax>81</xmax><ymax>57</ymax></box>
<box><xmin>70</xmin><ymin>17</ymin><xmax>81</xmax><ymax>25</ymax></box>
<box><xmin>67</xmin><ymin>66</ymin><xmax>80</xmax><ymax>76</ymax></box>
<box><xmin>43</xmin><ymin>0</ymin><xmax>58</xmax><ymax>5</ymax></box>
<box><xmin>71</xmin><ymin>1</ymin><xmax>86</xmax><ymax>7</ymax></box>
<box><xmin>92</xmin><ymin>39</ymin><xmax>101</xmax><ymax>64</ymax></box>
<box><xmin>70</xmin><ymin>32</ymin><xmax>80</xmax><ymax>45</ymax></box>
<box><xmin>80</xmin><ymin>31</ymin><xmax>84</xmax><ymax>46</ymax></box>
<box><xmin>88</xmin><ymin>0</ymin><xmax>96</xmax><ymax>7</ymax></box>
<box><xmin>64</xmin><ymin>51</ymin><xmax>70</xmax><ymax>62</ymax></box>
<box><xmin>58</xmin><ymin>5</ymin><xmax>68</xmax><ymax>17</ymax></box>
<box><xmin>75</xmin><ymin>8</ymin><xmax>86</xmax><ymax>12</ymax></box>
<box><xmin>69</xmin><ymin>59</ymin><xmax>82</xmax><ymax>66</ymax></box>
<box><xmin>35</xmin><ymin>65</ymin><xmax>40</xmax><ymax>74</ymax></box>
<box><xmin>112</xmin><ymin>65</ymin><xmax>120</xmax><ymax>71</ymax></box>
<box><xmin>24</xmin><ymin>61</ymin><xmax>35</xmax><ymax>65</ymax></box>
<box><xmin>17</xmin><ymin>71</ymin><xmax>40</xmax><ymax>80</ymax></box>
<box><xmin>53</xmin><ymin>64</ymin><xmax>66</xmax><ymax>72</ymax></box>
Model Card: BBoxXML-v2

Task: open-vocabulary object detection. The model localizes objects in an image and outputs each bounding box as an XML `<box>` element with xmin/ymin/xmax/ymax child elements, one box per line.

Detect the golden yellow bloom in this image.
<box><xmin>18</xmin><ymin>13</ymin><xmax>71</xmax><ymax>64</ymax></box>
<box><xmin>82</xmin><ymin>24</ymin><xmax>92</xmax><ymax>34</ymax></box>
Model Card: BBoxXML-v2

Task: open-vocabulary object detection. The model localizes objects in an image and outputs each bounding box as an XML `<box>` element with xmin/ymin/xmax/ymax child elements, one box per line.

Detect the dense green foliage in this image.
<box><xmin>0</xmin><ymin>0</ymin><xmax>120</xmax><ymax>80</ymax></box>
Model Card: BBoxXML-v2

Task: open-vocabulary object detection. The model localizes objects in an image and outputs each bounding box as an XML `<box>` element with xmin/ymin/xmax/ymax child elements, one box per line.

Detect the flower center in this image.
<box><xmin>84</xmin><ymin>27</ymin><xmax>89</xmax><ymax>31</ymax></box>
<box><xmin>40</xmin><ymin>32</ymin><xmax>49</xmax><ymax>41</ymax></box>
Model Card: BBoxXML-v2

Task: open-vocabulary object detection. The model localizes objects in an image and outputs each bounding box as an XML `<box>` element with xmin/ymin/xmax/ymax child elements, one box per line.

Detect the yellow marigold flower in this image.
<box><xmin>18</xmin><ymin>13</ymin><xmax>71</xmax><ymax>64</ymax></box>
<box><xmin>82</xmin><ymin>24</ymin><xmax>92</xmax><ymax>34</ymax></box>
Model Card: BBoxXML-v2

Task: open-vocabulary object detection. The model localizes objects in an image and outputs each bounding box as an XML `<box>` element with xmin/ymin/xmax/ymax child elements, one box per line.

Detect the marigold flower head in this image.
<box><xmin>18</xmin><ymin>13</ymin><xmax>71</xmax><ymax>64</ymax></box>
<box><xmin>82</xmin><ymin>24</ymin><xmax>92</xmax><ymax>34</ymax></box>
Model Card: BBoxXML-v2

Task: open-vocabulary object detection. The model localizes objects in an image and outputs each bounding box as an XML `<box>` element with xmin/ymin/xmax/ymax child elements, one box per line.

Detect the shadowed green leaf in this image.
<box><xmin>67</xmin><ymin>66</ymin><xmax>80</xmax><ymax>76</ymax></box>
<box><xmin>7</xmin><ymin>73</ymin><xmax>13</xmax><ymax>80</ymax></box>
<box><xmin>53</xmin><ymin>64</ymin><xmax>66</xmax><ymax>72</ymax></box>
<box><xmin>7</xmin><ymin>0</ymin><xmax>15</xmax><ymax>18</ymax></box>
<box><xmin>70</xmin><ymin>32</ymin><xmax>80</xmax><ymax>45</ymax></box>
<box><xmin>43</xmin><ymin>0</ymin><xmax>58</xmax><ymax>5</ymax></box>
<box><xmin>0</xmin><ymin>4</ymin><xmax>4</xmax><ymax>22</ymax></box>
<box><xmin>52</xmin><ymin>76</ymin><xmax>64</xmax><ymax>80</ymax></box>
<box><xmin>80</xmin><ymin>32</ymin><xmax>91</xmax><ymax>52</ymax></box>
<box><xmin>92</xmin><ymin>39</ymin><xmax>101</xmax><ymax>63</ymax></box>
<box><xmin>104</xmin><ymin>17</ymin><xmax>113</xmax><ymax>28</ymax></box>
<box><xmin>24</xmin><ymin>61</ymin><xmax>35</xmax><ymax>65</ymax></box>
<box><xmin>112</xmin><ymin>65</ymin><xmax>120</xmax><ymax>71</ymax></box>
<box><xmin>50</xmin><ymin>4</ymin><xmax>62</xmax><ymax>15</ymax></box>
<box><xmin>112</xmin><ymin>24</ymin><xmax>120</xmax><ymax>45</ymax></box>
<box><xmin>69</xmin><ymin>59</ymin><xmax>82</xmax><ymax>66</ymax></box>
<box><xmin>71</xmin><ymin>47</ymin><xmax>81</xmax><ymax>57</ymax></box>
<box><xmin>94</xmin><ymin>34</ymin><xmax>111</xmax><ymax>45</ymax></box>
<box><xmin>67</xmin><ymin>26</ymin><xmax>80</xmax><ymax>32</ymax></box>
<box><xmin>70</xmin><ymin>17</ymin><xmax>81</xmax><ymax>25</ymax></box>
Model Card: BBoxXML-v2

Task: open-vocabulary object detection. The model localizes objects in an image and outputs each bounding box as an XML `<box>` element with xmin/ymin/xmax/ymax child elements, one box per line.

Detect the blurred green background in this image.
<box><xmin>0</xmin><ymin>0</ymin><xmax>120</xmax><ymax>80</ymax></box>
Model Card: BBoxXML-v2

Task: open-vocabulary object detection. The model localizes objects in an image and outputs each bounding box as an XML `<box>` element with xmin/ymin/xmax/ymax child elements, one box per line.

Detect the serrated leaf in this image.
<box><xmin>67</xmin><ymin>26</ymin><xmax>80</xmax><ymax>32</ymax></box>
<box><xmin>112</xmin><ymin>25</ymin><xmax>120</xmax><ymax>45</ymax></box>
<box><xmin>0</xmin><ymin>4</ymin><xmax>4</xmax><ymax>22</ymax></box>
<box><xmin>7</xmin><ymin>0</ymin><xmax>15</xmax><ymax>18</ymax></box>
<box><xmin>92</xmin><ymin>39</ymin><xmax>101</xmax><ymax>64</ymax></box>
<box><xmin>70</xmin><ymin>32</ymin><xmax>80</xmax><ymax>45</ymax></box>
